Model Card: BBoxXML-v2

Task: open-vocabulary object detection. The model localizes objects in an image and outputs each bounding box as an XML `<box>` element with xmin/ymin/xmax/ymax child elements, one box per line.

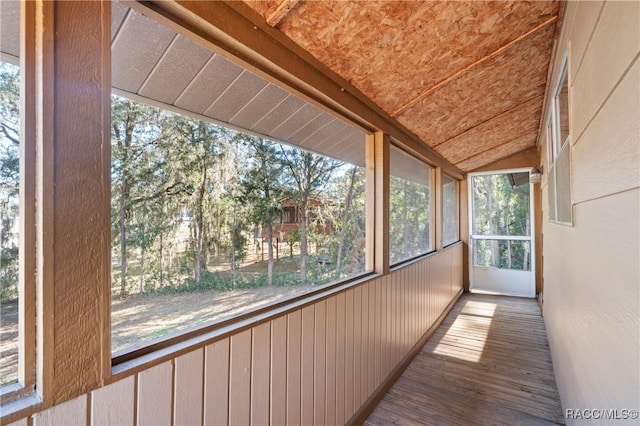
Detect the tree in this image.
<box><xmin>280</xmin><ymin>148</ymin><xmax>342</xmax><ymax>283</ymax></box>
<box><xmin>0</xmin><ymin>62</ymin><xmax>19</xmax><ymax>301</ymax></box>
<box><xmin>240</xmin><ymin>137</ymin><xmax>284</xmax><ymax>286</ymax></box>
<box><xmin>334</xmin><ymin>166</ymin><xmax>358</xmax><ymax>279</ymax></box>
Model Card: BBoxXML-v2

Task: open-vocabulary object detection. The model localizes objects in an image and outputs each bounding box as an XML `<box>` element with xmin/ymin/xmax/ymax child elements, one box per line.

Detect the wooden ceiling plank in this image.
<box><xmin>431</xmin><ymin>94</ymin><xmax>543</xmax><ymax>149</ymax></box>
<box><xmin>391</xmin><ymin>17</ymin><xmax>558</xmax><ymax>118</ymax></box>
<box><xmin>435</xmin><ymin>97</ymin><xmax>542</xmax><ymax>165</ymax></box>
<box><xmin>267</xmin><ymin>0</ymin><xmax>301</xmax><ymax>27</ymax></box>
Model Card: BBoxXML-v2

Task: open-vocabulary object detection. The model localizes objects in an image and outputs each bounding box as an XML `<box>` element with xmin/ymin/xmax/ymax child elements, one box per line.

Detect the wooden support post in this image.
<box><xmin>35</xmin><ymin>0</ymin><xmax>112</xmax><ymax>404</ymax></box>
<box><xmin>366</xmin><ymin>131</ymin><xmax>389</xmax><ymax>275</ymax></box>
<box><xmin>434</xmin><ymin>167</ymin><xmax>443</xmax><ymax>251</ymax></box>
<box><xmin>459</xmin><ymin>178</ymin><xmax>470</xmax><ymax>291</ymax></box>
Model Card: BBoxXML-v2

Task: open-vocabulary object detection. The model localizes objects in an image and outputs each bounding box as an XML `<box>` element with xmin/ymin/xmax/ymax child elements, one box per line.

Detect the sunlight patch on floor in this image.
<box><xmin>432</xmin><ymin>301</ymin><xmax>496</xmax><ymax>363</ymax></box>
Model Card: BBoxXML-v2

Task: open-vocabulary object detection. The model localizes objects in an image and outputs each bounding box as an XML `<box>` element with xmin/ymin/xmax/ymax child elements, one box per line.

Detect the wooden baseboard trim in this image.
<box><xmin>347</xmin><ymin>287</ymin><xmax>464</xmax><ymax>425</ymax></box>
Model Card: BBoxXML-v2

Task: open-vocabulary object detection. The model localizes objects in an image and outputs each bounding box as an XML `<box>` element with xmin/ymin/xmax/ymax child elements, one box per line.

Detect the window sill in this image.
<box><xmin>0</xmin><ymin>392</ymin><xmax>42</xmax><ymax>425</ymax></box>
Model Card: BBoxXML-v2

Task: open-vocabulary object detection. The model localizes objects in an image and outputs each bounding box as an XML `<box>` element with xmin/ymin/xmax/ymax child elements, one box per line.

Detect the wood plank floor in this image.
<box><xmin>365</xmin><ymin>293</ymin><xmax>565</xmax><ymax>426</ymax></box>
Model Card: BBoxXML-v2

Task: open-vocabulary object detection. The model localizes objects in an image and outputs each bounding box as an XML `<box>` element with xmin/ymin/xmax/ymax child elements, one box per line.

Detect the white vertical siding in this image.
<box><xmin>542</xmin><ymin>0</ymin><xmax>640</xmax><ymax>421</ymax></box>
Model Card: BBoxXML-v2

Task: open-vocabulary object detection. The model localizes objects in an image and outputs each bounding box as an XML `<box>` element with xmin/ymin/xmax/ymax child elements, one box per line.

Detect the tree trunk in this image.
<box><xmin>119</xmin><ymin>189</ymin><xmax>127</xmax><ymax>298</ymax></box>
<box><xmin>195</xmin><ymin>165</ymin><xmax>207</xmax><ymax>286</ymax></box>
<box><xmin>336</xmin><ymin>167</ymin><xmax>357</xmax><ymax>279</ymax></box>
<box><xmin>299</xmin><ymin>199</ymin><xmax>308</xmax><ymax>283</ymax></box>
<box><xmin>267</xmin><ymin>222</ymin><xmax>274</xmax><ymax>286</ymax></box>
<box><xmin>139</xmin><ymin>246</ymin><xmax>145</xmax><ymax>294</ymax></box>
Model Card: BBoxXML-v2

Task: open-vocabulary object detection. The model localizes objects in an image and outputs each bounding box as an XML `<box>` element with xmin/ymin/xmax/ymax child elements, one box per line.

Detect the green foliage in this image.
<box><xmin>110</xmin><ymin>95</ymin><xmax>367</xmax><ymax>301</ymax></box>
<box><xmin>389</xmin><ymin>175</ymin><xmax>431</xmax><ymax>264</ymax></box>
<box><xmin>0</xmin><ymin>62</ymin><xmax>20</xmax><ymax>302</ymax></box>
<box><xmin>472</xmin><ymin>174</ymin><xmax>531</xmax><ymax>271</ymax></box>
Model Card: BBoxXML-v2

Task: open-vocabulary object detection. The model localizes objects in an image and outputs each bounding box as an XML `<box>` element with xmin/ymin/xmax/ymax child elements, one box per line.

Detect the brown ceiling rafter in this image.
<box><xmin>267</xmin><ymin>0</ymin><xmax>301</xmax><ymax>27</ymax></box>
<box><xmin>390</xmin><ymin>16</ymin><xmax>558</xmax><ymax>118</ymax></box>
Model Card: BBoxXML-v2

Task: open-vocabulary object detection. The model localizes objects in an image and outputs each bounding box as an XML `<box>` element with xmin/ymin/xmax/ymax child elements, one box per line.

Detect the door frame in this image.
<box><xmin>467</xmin><ymin>168</ymin><xmax>536</xmax><ymax>298</ymax></box>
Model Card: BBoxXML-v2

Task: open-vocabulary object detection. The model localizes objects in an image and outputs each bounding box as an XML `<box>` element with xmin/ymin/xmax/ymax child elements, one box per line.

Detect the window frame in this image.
<box><xmin>442</xmin><ymin>173</ymin><xmax>459</xmax><ymax>247</ymax></box>
<box><xmin>0</xmin><ymin>0</ymin><xmax>37</xmax><ymax>404</ymax></box>
<box><xmin>547</xmin><ymin>52</ymin><xmax>573</xmax><ymax>226</ymax></box>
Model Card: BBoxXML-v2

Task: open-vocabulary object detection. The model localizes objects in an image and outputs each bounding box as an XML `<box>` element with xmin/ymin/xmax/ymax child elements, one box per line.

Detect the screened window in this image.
<box><xmin>1</xmin><ymin>0</ymin><xmax>35</xmax><ymax>397</ymax></box>
<box><xmin>548</xmin><ymin>56</ymin><xmax>572</xmax><ymax>225</ymax></box>
<box><xmin>389</xmin><ymin>146</ymin><xmax>433</xmax><ymax>264</ymax></box>
<box><xmin>110</xmin><ymin>2</ymin><xmax>369</xmax><ymax>355</ymax></box>
<box><xmin>0</xmin><ymin>57</ymin><xmax>20</xmax><ymax>390</ymax></box>
<box><xmin>442</xmin><ymin>174</ymin><xmax>458</xmax><ymax>246</ymax></box>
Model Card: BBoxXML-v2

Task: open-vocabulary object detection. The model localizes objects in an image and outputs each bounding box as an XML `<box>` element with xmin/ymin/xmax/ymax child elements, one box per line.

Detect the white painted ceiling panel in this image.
<box><xmin>173</xmin><ymin>55</ymin><xmax>243</xmax><ymax>114</ymax></box>
<box><xmin>111</xmin><ymin>1</ymin><xmax>129</xmax><ymax>42</ymax></box>
<box><xmin>302</xmin><ymin>119</ymin><xmax>347</xmax><ymax>147</ymax></box>
<box><xmin>139</xmin><ymin>35</ymin><xmax>212</xmax><ymax>105</ymax></box>
<box><xmin>271</xmin><ymin>103</ymin><xmax>324</xmax><ymax>141</ymax></box>
<box><xmin>229</xmin><ymin>83</ymin><xmax>289</xmax><ymax>130</ymax></box>
<box><xmin>251</xmin><ymin>95</ymin><xmax>306</xmax><ymax>135</ymax></box>
<box><xmin>204</xmin><ymin>71</ymin><xmax>268</xmax><ymax>121</ymax></box>
<box><xmin>0</xmin><ymin>0</ymin><xmax>19</xmax><ymax>60</ymax></box>
<box><xmin>111</xmin><ymin>11</ymin><xmax>175</xmax><ymax>93</ymax></box>
<box><xmin>289</xmin><ymin>113</ymin><xmax>334</xmax><ymax>143</ymax></box>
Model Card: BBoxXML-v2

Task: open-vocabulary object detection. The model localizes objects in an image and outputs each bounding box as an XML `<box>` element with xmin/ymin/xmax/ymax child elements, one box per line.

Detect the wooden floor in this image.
<box><xmin>365</xmin><ymin>293</ymin><xmax>565</xmax><ymax>426</ymax></box>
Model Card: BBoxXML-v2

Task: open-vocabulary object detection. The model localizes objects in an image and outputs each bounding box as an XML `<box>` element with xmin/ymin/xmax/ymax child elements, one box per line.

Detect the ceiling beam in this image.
<box><xmin>133</xmin><ymin>0</ymin><xmax>463</xmax><ymax>179</ymax></box>
<box><xmin>267</xmin><ymin>0</ymin><xmax>300</xmax><ymax>27</ymax></box>
<box><xmin>391</xmin><ymin>16</ymin><xmax>558</xmax><ymax>118</ymax></box>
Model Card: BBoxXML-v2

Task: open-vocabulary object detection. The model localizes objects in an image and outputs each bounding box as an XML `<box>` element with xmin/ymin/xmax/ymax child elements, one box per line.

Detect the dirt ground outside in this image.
<box><xmin>0</xmin><ymin>282</ymin><xmax>319</xmax><ymax>385</ymax></box>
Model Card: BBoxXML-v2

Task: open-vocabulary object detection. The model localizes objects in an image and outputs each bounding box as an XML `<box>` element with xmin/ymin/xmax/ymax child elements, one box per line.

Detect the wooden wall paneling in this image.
<box><xmin>32</xmin><ymin>395</ymin><xmax>86</xmax><ymax>426</ymax></box>
<box><xmin>174</xmin><ymin>349</ymin><xmax>204</xmax><ymax>426</ymax></box>
<box><xmin>412</xmin><ymin>264</ymin><xmax>419</xmax><ymax>343</ymax></box>
<box><xmin>313</xmin><ymin>300</ymin><xmax>326</xmax><ymax>426</ymax></box>
<box><xmin>374</xmin><ymin>278</ymin><xmax>382</xmax><ymax>389</ymax></box>
<box><xmin>360</xmin><ymin>282</ymin><xmax>369</xmax><ymax>402</ymax></box>
<box><xmin>381</xmin><ymin>276</ymin><xmax>388</xmax><ymax>381</ymax></box>
<box><xmin>229</xmin><ymin>330</ymin><xmax>252</xmax><ymax>426</ymax></box>
<box><xmin>301</xmin><ymin>306</ymin><xmax>315</xmax><ymax>426</ymax></box>
<box><xmin>352</xmin><ymin>286</ymin><xmax>362</xmax><ymax>407</ymax></box>
<box><xmin>423</xmin><ymin>259</ymin><xmax>428</xmax><ymax>330</ymax></box>
<box><xmin>5</xmin><ymin>419</ymin><xmax>27</xmax><ymax>426</ymax></box>
<box><xmin>270</xmin><ymin>316</ymin><xmax>287</xmax><ymax>426</ymax></box>
<box><xmin>137</xmin><ymin>362</ymin><xmax>172</xmax><ymax>426</ymax></box>
<box><xmin>285</xmin><ymin>311</ymin><xmax>302</xmax><ymax>426</ymax></box>
<box><xmin>390</xmin><ymin>271</ymin><xmax>397</xmax><ymax>365</ymax></box>
<box><xmin>385</xmin><ymin>275</ymin><xmax>393</xmax><ymax>376</ymax></box>
<box><xmin>335</xmin><ymin>292</ymin><xmax>346</xmax><ymax>425</ymax></box>
<box><xmin>251</xmin><ymin>323</ymin><xmax>271</xmax><ymax>424</ymax></box>
<box><xmin>90</xmin><ymin>375</ymin><xmax>134</xmax><ymax>426</ymax></box>
<box><xmin>367</xmin><ymin>280</ymin><xmax>376</xmax><ymax>396</ymax></box>
<box><xmin>344</xmin><ymin>289</ymin><xmax>355</xmax><ymax>419</ymax></box>
<box><xmin>325</xmin><ymin>296</ymin><xmax>337</xmax><ymax>425</ymax></box>
<box><xmin>203</xmin><ymin>338</ymin><xmax>230</xmax><ymax>426</ymax></box>
<box><xmin>403</xmin><ymin>268</ymin><xmax>409</xmax><ymax>353</ymax></box>
<box><xmin>394</xmin><ymin>272</ymin><xmax>401</xmax><ymax>366</ymax></box>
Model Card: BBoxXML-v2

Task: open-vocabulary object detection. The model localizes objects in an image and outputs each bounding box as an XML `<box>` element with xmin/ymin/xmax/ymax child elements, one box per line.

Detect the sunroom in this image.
<box><xmin>0</xmin><ymin>1</ymin><xmax>638</xmax><ymax>425</ymax></box>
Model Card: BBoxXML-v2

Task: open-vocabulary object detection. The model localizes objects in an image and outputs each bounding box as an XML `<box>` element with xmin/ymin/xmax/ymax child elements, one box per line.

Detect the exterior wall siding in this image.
<box><xmin>540</xmin><ymin>0</ymin><xmax>640</xmax><ymax>421</ymax></box>
<box><xmin>10</xmin><ymin>244</ymin><xmax>463</xmax><ymax>425</ymax></box>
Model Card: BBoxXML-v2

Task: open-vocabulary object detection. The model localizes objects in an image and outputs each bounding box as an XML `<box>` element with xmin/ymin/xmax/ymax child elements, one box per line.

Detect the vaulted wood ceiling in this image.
<box><xmin>1</xmin><ymin>1</ymin><xmax>561</xmax><ymax>173</ymax></box>
<box><xmin>244</xmin><ymin>0</ymin><xmax>560</xmax><ymax>171</ymax></box>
